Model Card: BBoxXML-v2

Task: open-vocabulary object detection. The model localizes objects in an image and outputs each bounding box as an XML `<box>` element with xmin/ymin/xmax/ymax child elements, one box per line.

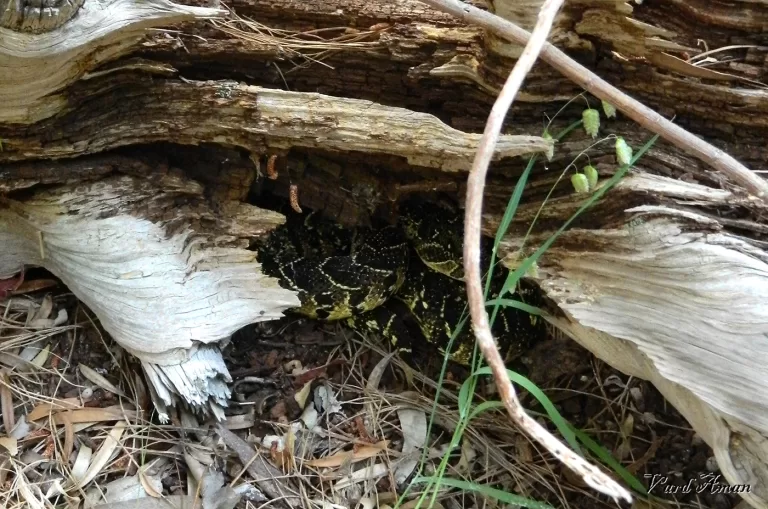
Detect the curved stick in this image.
<box><xmin>454</xmin><ymin>0</ymin><xmax>634</xmax><ymax>503</ymax></box>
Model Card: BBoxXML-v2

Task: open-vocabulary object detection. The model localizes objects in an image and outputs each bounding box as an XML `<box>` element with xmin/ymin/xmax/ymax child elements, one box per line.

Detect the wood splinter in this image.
<box><xmin>289</xmin><ymin>184</ymin><xmax>302</xmax><ymax>213</ymax></box>
<box><xmin>266</xmin><ymin>155</ymin><xmax>279</xmax><ymax>180</ymax></box>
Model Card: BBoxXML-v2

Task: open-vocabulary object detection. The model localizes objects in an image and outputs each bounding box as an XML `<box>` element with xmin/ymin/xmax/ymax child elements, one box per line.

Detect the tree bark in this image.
<box><xmin>1</xmin><ymin>0</ymin><xmax>768</xmax><ymax>506</ymax></box>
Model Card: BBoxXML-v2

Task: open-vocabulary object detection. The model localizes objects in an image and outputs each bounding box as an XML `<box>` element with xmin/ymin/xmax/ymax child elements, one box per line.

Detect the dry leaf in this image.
<box><xmin>314</xmin><ymin>385</ymin><xmax>342</xmax><ymax>415</ymax></box>
<box><xmin>19</xmin><ymin>340</ymin><xmax>46</xmax><ymax>362</ymax></box>
<box><xmin>305</xmin><ymin>440</ymin><xmax>390</xmax><ymax>468</ymax></box>
<box><xmin>275</xmin><ymin>426</ymin><xmax>296</xmax><ymax>471</ymax></box>
<box><xmin>11</xmin><ymin>278</ymin><xmax>58</xmax><ymax>295</ymax></box>
<box><xmin>394</xmin><ymin>407</ymin><xmax>426</xmax><ymax>483</ymax></box>
<box><xmin>27</xmin><ymin>397</ymin><xmax>81</xmax><ymax>421</ymax></box>
<box><xmin>85</xmin><ymin>475</ymin><xmax>162</xmax><ymax>507</ymax></box>
<box><xmin>455</xmin><ymin>437</ymin><xmax>476</xmax><ymax>475</ymax></box>
<box><xmin>358</xmin><ymin>497</ymin><xmax>377</xmax><ymax>509</ymax></box>
<box><xmin>79</xmin><ymin>364</ymin><xmax>126</xmax><ymax>398</ymax></box>
<box><xmin>90</xmin><ymin>495</ymin><xmax>198</xmax><ymax>509</ymax></box>
<box><xmin>0</xmin><ymin>436</ymin><xmax>18</xmax><ymax>456</ymax></box>
<box><xmin>74</xmin><ymin>420</ymin><xmax>127</xmax><ymax>488</ymax></box>
<box><xmin>71</xmin><ymin>445</ymin><xmax>94</xmax><ymax>485</ymax></box>
<box><xmin>60</xmin><ymin>411</ymin><xmax>75</xmax><ymax>459</ymax></box>
<box><xmin>10</xmin><ymin>415</ymin><xmax>31</xmax><ymax>439</ymax></box>
<box><xmin>201</xmin><ymin>469</ymin><xmax>240</xmax><ymax>509</ymax></box>
<box><xmin>515</xmin><ymin>434</ymin><xmax>533</xmax><ymax>463</ymax></box>
<box><xmin>51</xmin><ymin>407</ymin><xmax>136</xmax><ymax>425</ymax></box>
<box><xmin>44</xmin><ymin>478</ymin><xmax>66</xmax><ymax>499</ymax></box>
<box><xmin>294</xmin><ymin>381</ymin><xmax>312</xmax><ymax>408</ymax></box>
<box><xmin>16</xmin><ymin>469</ymin><xmax>46</xmax><ymax>509</ymax></box>
<box><xmin>133</xmin><ymin>372</ymin><xmax>149</xmax><ymax>414</ymax></box>
<box><xmin>139</xmin><ymin>471</ymin><xmax>163</xmax><ymax>498</ymax></box>
<box><xmin>334</xmin><ymin>462</ymin><xmax>389</xmax><ymax>490</ymax></box>
<box><xmin>31</xmin><ymin>343</ymin><xmax>51</xmax><ymax>367</ymax></box>
<box><xmin>0</xmin><ymin>269</ymin><xmax>25</xmax><ymax>299</ymax></box>
<box><xmin>223</xmin><ymin>412</ymin><xmax>255</xmax><ymax>430</ymax></box>
<box><xmin>621</xmin><ymin>414</ymin><xmax>635</xmax><ymax>437</ymax></box>
<box><xmin>300</xmin><ymin>405</ymin><xmax>318</xmax><ymax>429</ymax></box>
<box><xmin>28</xmin><ymin>294</ymin><xmax>53</xmax><ymax>324</ymax></box>
<box><xmin>215</xmin><ymin>424</ymin><xmax>301</xmax><ymax>507</ymax></box>
<box><xmin>53</xmin><ymin>308</ymin><xmax>68</xmax><ymax>326</ymax></box>
<box><xmin>0</xmin><ymin>369</ymin><xmax>14</xmax><ymax>431</ymax></box>
<box><xmin>185</xmin><ymin>446</ymin><xmax>215</xmax><ymax>467</ymax></box>
<box><xmin>366</xmin><ymin>352</ymin><xmax>396</xmax><ymax>392</ymax></box>
<box><xmin>283</xmin><ymin>359</ymin><xmax>303</xmax><ymax>375</ymax></box>
<box><xmin>184</xmin><ymin>450</ymin><xmax>206</xmax><ymax>482</ymax></box>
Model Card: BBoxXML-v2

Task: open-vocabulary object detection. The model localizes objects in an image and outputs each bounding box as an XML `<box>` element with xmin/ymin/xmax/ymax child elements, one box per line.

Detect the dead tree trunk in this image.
<box><xmin>1</xmin><ymin>0</ymin><xmax>767</xmax><ymax>506</ymax></box>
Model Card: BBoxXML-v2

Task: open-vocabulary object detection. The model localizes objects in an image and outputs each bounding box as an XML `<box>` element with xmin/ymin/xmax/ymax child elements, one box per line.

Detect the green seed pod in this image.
<box><xmin>615</xmin><ymin>137</ymin><xmax>633</xmax><ymax>166</ymax></box>
<box><xmin>582</xmin><ymin>108</ymin><xmax>600</xmax><ymax>139</ymax></box>
<box><xmin>571</xmin><ymin>172</ymin><xmax>590</xmax><ymax>193</ymax></box>
<box><xmin>584</xmin><ymin>165</ymin><xmax>599</xmax><ymax>190</ymax></box>
<box><xmin>601</xmin><ymin>100</ymin><xmax>617</xmax><ymax>118</ymax></box>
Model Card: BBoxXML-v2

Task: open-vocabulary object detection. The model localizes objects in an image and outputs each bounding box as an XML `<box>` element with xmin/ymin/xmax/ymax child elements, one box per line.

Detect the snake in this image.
<box><xmin>258</xmin><ymin>200</ymin><xmax>544</xmax><ymax>364</ymax></box>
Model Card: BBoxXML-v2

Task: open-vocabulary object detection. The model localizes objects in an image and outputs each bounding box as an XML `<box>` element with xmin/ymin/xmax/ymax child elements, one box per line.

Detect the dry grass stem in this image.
<box><xmin>418</xmin><ymin>0</ymin><xmax>768</xmax><ymax>201</ymax></box>
<box><xmin>418</xmin><ymin>0</ymin><xmax>634</xmax><ymax>502</ymax></box>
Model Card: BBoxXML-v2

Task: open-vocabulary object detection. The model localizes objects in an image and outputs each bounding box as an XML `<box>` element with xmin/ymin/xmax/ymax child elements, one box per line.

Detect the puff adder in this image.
<box><xmin>258</xmin><ymin>201</ymin><xmax>544</xmax><ymax>364</ymax></box>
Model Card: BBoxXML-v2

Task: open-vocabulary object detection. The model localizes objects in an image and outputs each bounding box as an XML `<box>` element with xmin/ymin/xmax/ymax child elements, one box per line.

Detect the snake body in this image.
<box><xmin>259</xmin><ymin>201</ymin><xmax>543</xmax><ymax>363</ymax></box>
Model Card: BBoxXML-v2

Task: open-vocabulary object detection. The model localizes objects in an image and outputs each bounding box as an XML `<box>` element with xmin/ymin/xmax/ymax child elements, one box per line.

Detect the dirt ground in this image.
<box><xmin>0</xmin><ymin>275</ymin><xmax>742</xmax><ymax>509</ymax></box>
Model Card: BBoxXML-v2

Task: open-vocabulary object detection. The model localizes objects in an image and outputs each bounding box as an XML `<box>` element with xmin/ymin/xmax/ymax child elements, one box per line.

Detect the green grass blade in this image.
<box><xmin>485</xmin><ymin>299</ymin><xmax>543</xmax><ymax>315</ymax></box>
<box><xmin>411</xmin><ymin>476</ymin><xmax>556</xmax><ymax>509</ymax></box>
<box><xmin>485</xmin><ymin>155</ymin><xmax>537</xmax><ymax>305</ymax></box>
<box><xmin>471</xmin><ymin>366</ymin><xmax>581</xmax><ymax>454</ymax></box>
<box><xmin>571</xmin><ymin>426</ymin><xmax>648</xmax><ymax>495</ymax></box>
<box><xmin>468</xmin><ymin>400</ymin><xmax>504</xmax><ymax>421</ymax></box>
<box><xmin>492</xmin><ymin>157</ymin><xmax>536</xmax><ymax>257</ymax></box>
<box><xmin>457</xmin><ymin>374</ymin><xmax>474</xmax><ymax>420</ymax></box>
<box><xmin>488</xmin><ymin>119</ymin><xmax>584</xmax><ymax>315</ymax></box>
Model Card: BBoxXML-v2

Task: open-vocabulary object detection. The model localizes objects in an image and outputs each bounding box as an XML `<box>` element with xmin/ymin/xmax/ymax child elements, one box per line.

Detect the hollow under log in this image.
<box><xmin>1</xmin><ymin>0</ymin><xmax>767</xmax><ymax>506</ymax></box>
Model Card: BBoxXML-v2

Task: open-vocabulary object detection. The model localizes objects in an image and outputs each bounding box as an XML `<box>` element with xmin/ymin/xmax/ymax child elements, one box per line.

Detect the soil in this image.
<box><xmin>4</xmin><ymin>270</ymin><xmax>742</xmax><ymax>509</ymax></box>
<box><xmin>228</xmin><ymin>315</ymin><xmax>741</xmax><ymax>509</ymax></box>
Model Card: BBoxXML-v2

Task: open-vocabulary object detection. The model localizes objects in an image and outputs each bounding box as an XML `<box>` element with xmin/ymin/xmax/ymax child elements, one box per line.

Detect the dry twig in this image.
<box><xmin>216</xmin><ymin>424</ymin><xmax>302</xmax><ymax>508</ymax></box>
<box><xmin>435</xmin><ymin>0</ymin><xmax>633</xmax><ymax>503</ymax></box>
<box><xmin>418</xmin><ymin>0</ymin><xmax>768</xmax><ymax>202</ymax></box>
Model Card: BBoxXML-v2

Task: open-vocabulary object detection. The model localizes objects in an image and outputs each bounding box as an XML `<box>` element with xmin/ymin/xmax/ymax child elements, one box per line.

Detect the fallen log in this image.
<box><xmin>1</xmin><ymin>0</ymin><xmax>767</xmax><ymax>506</ymax></box>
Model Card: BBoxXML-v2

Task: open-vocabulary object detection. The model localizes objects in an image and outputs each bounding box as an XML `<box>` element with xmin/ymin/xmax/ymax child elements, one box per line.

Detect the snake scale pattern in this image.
<box><xmin>259</xmin><ymin>201</ymin><xmax>544</xmax><ymax>364</ymax></box>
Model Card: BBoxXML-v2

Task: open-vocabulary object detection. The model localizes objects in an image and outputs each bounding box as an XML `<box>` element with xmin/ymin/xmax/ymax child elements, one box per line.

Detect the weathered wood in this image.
<box><xmin>0</xmin><ymin>78</ymin><xmax>549</xmax><ymax>168</ymax></box>
<box><xmin>0</xmin><ymin>161</ymin><xmax>299</xmax><ymax>419</ymax></box>
<box><xmin>0</xmin><ymin>0</ymin><xmax>223</xmax><ymax>124</ymax></box>
<box><xmin>485</xmin><ymin>171</ymin><xmax>768</xmax><ymax>507</ymax></box>
<box><xmin>133</xmin><ymin>0</ymin><xmax>768</xmax><ymax>173</ymax></box>
<box><xmin>2</xmin><ymin>0</ymin><xmax>768</xmax><ymax>506</ymax></box>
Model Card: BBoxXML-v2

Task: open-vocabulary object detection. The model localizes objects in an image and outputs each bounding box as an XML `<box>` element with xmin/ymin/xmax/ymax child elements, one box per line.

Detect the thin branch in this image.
<box><xmin>454</xmin><ymin>0</ymin><xmax>633</xmax><ymax>503</ymax></box>
<box><xmin>418</xmin><ymin>0</ymin><xmax>768</xmax><ymax>202</ymax></box>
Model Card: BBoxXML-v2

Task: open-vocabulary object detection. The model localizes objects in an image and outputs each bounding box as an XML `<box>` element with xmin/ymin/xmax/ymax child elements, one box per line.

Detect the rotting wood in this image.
<box><xmin>422</xmin><ymin>0</ymin><xmax>768</xmax><ymax>201</ymax></box>
<box><xmin>2</xmin><ymin>0</ymin><xmax>768</xmax><ymax>505</ymax></box>
<box><xmin>135</xmin><ymin>0</ymin><xmax>768</xmax><ymax>171</ymax></box>
<box><xmin>0</xmin><ymin>78</ymin><xmax>550</xmax><ymax>169</ymax></box>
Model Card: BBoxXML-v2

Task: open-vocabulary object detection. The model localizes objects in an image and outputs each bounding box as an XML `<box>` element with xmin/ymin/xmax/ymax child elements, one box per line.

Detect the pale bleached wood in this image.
<box><xmin>0</xmin><ymin>0</ymin><xmax>222</xmax><ymax>124</ymax></box>
<box><xmin>498</xmin><ymin>174</ymin><xmax>768</xmax><ymax>508</ymax></box>
<box><xmin>0</xmin><ymin>174</ymin><xmax>299</xmax><ymax>418</ymax></box>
